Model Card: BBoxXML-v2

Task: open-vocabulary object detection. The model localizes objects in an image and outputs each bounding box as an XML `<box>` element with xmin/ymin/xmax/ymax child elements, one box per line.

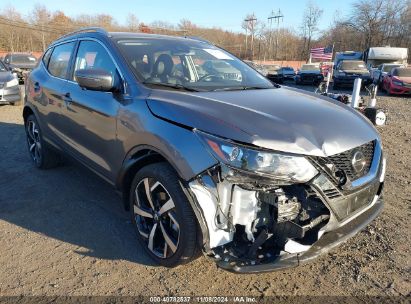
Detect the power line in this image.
<box><xmin>0</xmin><ymin>19</ymin><xmax>64</xmax><ymax>34</ymax></box>
<box><xmin>0</xmin><ymin>16</ymin><xmax>72</xmax><ymax>34</ymax></box>
<box><xmin>244</xmin><ymin>14</ymin><xmax>257</xmax><ymax>59</ymax></box>
<box><xmin>268</xmin><ymin>9</ymin><xmax>284</xmax><ymax>60</ymax></box>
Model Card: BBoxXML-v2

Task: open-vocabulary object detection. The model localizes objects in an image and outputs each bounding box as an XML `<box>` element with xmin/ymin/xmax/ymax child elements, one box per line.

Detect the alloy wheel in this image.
<box><xmin>26</xmin><ymin>119</ymin><xmax>42</xmax><ymax>165</ymax></box>
<box><xmin>133</xmin><ymin>177</ymin><xmax>180</xmax><ymax>259</ymax></box>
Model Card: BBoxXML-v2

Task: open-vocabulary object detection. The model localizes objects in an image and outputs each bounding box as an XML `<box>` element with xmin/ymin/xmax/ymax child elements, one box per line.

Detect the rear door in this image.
<box><xmin>27</xmin><ymin>41</ymin><xmax>76</xmax><ymax>146</ymax></box>
<box><xmin>61</xmin><ymin>39</ymin><xmax>121</xmax><ymax>180</ymax></box>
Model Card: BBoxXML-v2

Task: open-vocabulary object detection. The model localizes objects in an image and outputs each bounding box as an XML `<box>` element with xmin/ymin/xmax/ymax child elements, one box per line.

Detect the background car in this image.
<box><xmin>3</xmin><ymin>53</ymin><xmax>38</xmax><ymax>83</ymax></box>
<box><xmin>278</xmin><ymin>66</ymin><xmax>295</xmax><ymax>80</ymax></box>
<box><xmin>243</xmin><ymin>60</ymin><xmax>268</xmax><ymax>76</ymax></box>
<box><xmin>333</xmin><ymin>60</ymin><xmax>372</xmax><ymax>89</ymax></box>
<box><xmin>0</xmin><ymin>60</ymin><xmax>22</xmax><ymax>106</ymax></box>
<box><xmin>265</xmin><ymin>64</ymin><xmax>283</xmax><ymax>83</ymax></box>
<box><xmin>295</xmin><ymin>64</ymin><xmax>323</xmax><ymax>85</ymax></box>
<box><xmin>381</xmin><ymin>67</ymin><xmax>411</xmax><ymax>95</ymax></box>
<box><xmin>372</xmin><ymin>63</ymin><xmax>405</xmax><ymax>85</ymax></box>
<box><xmin>202</xmin><ymin>60</ymin><xmax>242</xmax><ymax>82</ymax></box>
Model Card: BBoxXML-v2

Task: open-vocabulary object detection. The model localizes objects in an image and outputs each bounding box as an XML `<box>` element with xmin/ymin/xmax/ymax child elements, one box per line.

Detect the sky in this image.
<box><xmin>3</xmin><ymin>0</ymin><xmax>354</xmax><ymax>34</ymax></box>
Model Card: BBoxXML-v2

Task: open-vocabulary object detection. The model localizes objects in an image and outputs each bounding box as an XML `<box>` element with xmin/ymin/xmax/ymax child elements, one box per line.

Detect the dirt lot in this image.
<box><xmin>0</xmin><ymin>87</ymin><xmax>410</xmax><ymax>301</ymax></box>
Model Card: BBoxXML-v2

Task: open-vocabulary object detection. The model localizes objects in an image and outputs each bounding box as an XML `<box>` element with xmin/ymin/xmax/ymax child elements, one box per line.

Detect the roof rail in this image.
<box><xmin>184</xmin><ymin>36</ymin><xmax>213</xmax><ymax>44</ymax></box>
<box><xmin>57</xmin><ymin>27</ymin><xmax>109</xmax><ymax>40</ymax></box>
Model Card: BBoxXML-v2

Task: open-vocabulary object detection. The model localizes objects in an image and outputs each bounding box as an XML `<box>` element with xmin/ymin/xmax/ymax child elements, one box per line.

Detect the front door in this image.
<box><xmin>62</xmin><ymin>40</ymin><xmax>122</xmax><ymax>180</ymax></box>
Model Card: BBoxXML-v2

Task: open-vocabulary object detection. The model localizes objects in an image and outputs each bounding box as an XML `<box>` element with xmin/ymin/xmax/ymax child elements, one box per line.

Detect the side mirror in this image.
<box><xmin>75</xmin><ymin>68</ymin><xmax>115</xmax><ymax>92</ymax></box>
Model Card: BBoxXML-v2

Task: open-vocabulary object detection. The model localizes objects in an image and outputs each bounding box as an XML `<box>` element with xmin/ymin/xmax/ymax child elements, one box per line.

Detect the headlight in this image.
<box><xmin>195</xmin><ymin>131</ymin><xmax>318</xmax><ymax>183</ymax></box>
<box><xmin>392</xmin><ymin>81</ymin><xmax>403</xmax><ymax>86</ymax></box>
<box><xmin>5</xmin><ymin>78</ymin><xmax>18</xmax><ymax>88</ymax></box>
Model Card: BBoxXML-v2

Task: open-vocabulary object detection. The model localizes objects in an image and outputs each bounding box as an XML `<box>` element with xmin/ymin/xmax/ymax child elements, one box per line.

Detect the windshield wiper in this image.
<box><xmin>142</xmin><ymin>82</ymin><xmax>199</xmax><ymax>92</ymax></box>
<box><xmin>212</xmin><ymin>86</ymin><xmax>273</xmax><ymax>92</ymax></box>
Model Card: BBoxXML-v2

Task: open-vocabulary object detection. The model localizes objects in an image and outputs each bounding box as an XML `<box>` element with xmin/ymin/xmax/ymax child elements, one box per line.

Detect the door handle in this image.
<box><xmin>33</xmin><ymin>82</ymin><xmax>40</xmax><ymax>92</ymax></box>
<box><xmin>62</xmin><ymin>92</ymin><xmax>72</xmax><ymax>107</ymax></box>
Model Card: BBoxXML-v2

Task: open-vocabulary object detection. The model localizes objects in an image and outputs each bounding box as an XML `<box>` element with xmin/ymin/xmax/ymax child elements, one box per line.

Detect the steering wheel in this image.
<box><xmin>198</xmin><ymin>74</ymin><xmax>224</xmax><ymax>82</ymax></box>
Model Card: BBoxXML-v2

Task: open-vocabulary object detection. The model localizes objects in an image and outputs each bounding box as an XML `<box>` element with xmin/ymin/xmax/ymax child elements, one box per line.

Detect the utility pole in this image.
<box><xmin>244</xmin><ymin>15</ymin><xmax>257</xmax><ymax>60</ymax></box>
<box><xmin>268</xmin><ymin>9</ymin><xmax>283</xmax><ymax>60</ymax></box>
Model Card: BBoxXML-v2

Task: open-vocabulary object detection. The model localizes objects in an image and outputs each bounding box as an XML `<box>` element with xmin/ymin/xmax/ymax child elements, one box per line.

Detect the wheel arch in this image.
<box><xmin>117</xmin><ymin>145</ymin><xmax>188</xmax><ymax>211</ymax></box>
<box><xmin>23</xmin><ymin>105</ymin><xmax>35</xmax><ymax>123</ymax></box>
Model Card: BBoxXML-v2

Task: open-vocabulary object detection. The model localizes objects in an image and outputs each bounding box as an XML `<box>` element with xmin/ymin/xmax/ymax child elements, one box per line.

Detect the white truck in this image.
<box><xmin>364</xmin><ymin>47</ymin><xmax>408</xmax><ymax>83</ymax></box>
<box><xmin>364</xmin><ymin>47</ymin><xmax>408</xmax><ymax>68</ymax></box>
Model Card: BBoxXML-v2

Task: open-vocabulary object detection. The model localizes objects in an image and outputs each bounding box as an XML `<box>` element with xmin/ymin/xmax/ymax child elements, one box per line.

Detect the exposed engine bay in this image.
<box><xmin>189</xmin><ymin>158</ymin><xmax>384</xmax><ymax>271</ymax></box>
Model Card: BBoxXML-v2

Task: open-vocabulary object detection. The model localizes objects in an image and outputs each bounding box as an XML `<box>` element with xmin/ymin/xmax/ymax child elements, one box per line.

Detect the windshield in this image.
<box><xmin>340</xmin><ymin>61</ymin><xmax>367</xmax><ymax>70</ymax></box>
<box><xmin>383</xmin><ymin>65</ymin><xmax>400</xmax><ymax>73</ymax></box>
<box><xmin>11</xmin><ymin>54</ymin><xmax>37</xmax><ymax>64</ymax></box>
<box><xmin>301</xmin><ymin>65</ymin><xmax>319</xmax><ymax>71</ymax></box>
<box><xmin>115</xmin><ymin>38</ymin><xmax>273</xmax><ymax>91</ymax></box>
<box><xmin>0</xmin><ymin>61</ymin><xmax>7</xmax><ymax>71</ymax></box>
<box><xmin>393</xmin><ymin>68</ymin><xmax>411</xmax><ymax>77</ymax></box>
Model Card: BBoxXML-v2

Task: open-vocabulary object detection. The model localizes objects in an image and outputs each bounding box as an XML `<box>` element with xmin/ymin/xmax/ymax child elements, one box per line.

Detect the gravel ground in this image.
<box><xmin>0</xmin><ymin>86</ymin><xmax>410</xmax><ymax>301</ymax></box>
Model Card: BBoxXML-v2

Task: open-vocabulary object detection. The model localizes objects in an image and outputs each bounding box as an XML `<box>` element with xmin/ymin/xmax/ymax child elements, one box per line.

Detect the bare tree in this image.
<box><xmin>323</xmin><ymin>0</ymin><xmax>410</xmax><ymax>52</ymax></box>
<box><xmin>126</xmin><ymin>13</ymin><xmax>139</xmax><ymax>32</ymax></box>
<box><xmin>30</xmin><ymin>4</ymin><xmax>52</xmax><ymax>51</ymax></box>
<box><xmin>300</xmin><ymin>1</ymin><xmax>323</xmax><ymax>60</ymax></box>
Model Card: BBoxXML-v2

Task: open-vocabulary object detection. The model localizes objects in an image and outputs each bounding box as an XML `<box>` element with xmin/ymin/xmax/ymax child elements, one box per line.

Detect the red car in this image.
<box><xmin>382</xmin><ymin>67</ymin><xmax>411</xmax><ymax>95</ymax></box>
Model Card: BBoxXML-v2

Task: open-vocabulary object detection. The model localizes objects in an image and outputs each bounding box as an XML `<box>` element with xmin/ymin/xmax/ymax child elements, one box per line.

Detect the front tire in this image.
<box><xmin>130</xmin><ymin>163</ymin><xmax>199</xmax><ymax>267</ymax></box>
<box><xmin>25</xmin><ymin>114</ymin><xmax>60</xmax><ymax>169</ymax></box>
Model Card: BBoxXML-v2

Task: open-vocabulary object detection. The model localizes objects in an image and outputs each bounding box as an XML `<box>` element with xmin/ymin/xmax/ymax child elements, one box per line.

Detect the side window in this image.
<box><xmin>48</xmin><ymin>42</ymin><xmax>75</xmax><ymax>79</ymax></box>
<box><xmin>73</xmin><ymin>40</ymin><xmax>119</xmax><ymax>83</ymax></box>
<box><xmin>42</xmin><ymin>48</ymin><xmax>53</xmax><ymax>67</ymax></box>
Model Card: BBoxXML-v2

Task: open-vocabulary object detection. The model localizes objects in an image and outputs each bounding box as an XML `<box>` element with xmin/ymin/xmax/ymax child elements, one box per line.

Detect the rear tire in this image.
<box><xmin>25</xmin><ymin>114</ymin><xmax>60</xmax><ymax>169</ymax></box>
<box><xmin>129</xmin><ymin>163</ymin><xmax>199</xmax><ymax>267</ymax></box>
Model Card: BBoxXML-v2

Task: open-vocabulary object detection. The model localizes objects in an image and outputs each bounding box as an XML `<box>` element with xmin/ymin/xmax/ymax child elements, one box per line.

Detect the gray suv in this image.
<box><xmin>24</xmin><ymin>28</ymin><xmax>386</xmax><ymax>273</ymax></box>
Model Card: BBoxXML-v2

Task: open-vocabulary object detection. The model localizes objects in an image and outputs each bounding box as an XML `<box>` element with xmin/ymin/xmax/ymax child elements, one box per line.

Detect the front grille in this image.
<box><xmin>326</xmin><ymin>141</ymin><xmax>375</xmax><ymax>181</ymax></box>
<box><xmin>323</xmin><ymin>188</ymin><xmax>342</xmax><ymax>199</ymax></box>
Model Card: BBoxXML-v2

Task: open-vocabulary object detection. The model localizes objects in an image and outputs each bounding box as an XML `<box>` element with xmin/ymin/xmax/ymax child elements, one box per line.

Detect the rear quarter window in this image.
<box><xmin>42</xmin><ymin>48</ymin><xmax>53</xmax><ymax>68</ymax></box>
<box><xmin>47</xmin><ymin>42</ymin><xmax>76</xmax><ymax>79</ymax></box>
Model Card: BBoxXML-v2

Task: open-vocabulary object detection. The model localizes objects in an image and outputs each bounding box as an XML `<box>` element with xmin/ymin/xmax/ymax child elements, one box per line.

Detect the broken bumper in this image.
<box><xmin>216</xmin><ymin>197</ymin><xmax>383</xmax><ymax>273</ymax></box>
<box><xmin>187</xmin><ymin>138</ymin><xmax>385</xmax><ymax>273</ymax></box>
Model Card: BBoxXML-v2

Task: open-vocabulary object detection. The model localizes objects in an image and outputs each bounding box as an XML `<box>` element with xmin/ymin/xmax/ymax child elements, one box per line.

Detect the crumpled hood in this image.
<box><xmin>0</xmin><ymin>71</ymin><xmax>15</xmax><ymax>83</ymax></box>
<box><xmin>146</xmin><ymin>87</ymin><xmax>379</xmax><ymax>157</ymax></box>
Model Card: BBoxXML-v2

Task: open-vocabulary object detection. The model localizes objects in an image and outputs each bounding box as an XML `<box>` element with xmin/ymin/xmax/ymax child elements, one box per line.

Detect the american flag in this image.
<box><xmin>310</xmin><ymin>45</ymin><xmax>333</xmax><ymax>61</ymax></box>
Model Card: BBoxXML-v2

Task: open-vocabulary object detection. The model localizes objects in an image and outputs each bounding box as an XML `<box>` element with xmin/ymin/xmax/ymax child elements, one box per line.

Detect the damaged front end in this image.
<box><xmin>189</xmin><ymin>131</ymin><xmax>385</xmax><ymax>273</ymax></box>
